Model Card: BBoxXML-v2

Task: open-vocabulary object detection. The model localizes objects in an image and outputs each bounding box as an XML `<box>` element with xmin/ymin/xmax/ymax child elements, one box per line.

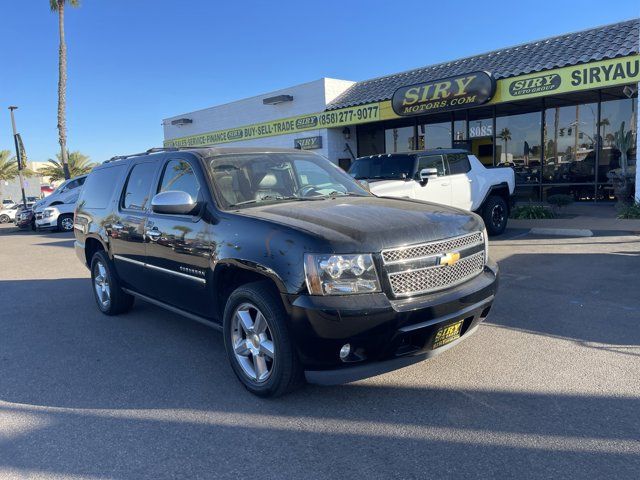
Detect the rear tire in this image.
<box><xmin>223</xmin><ymin>281</ymin><xmax>302</xmax><ymax>398</ymax></box>
<box><xmin>90</xmin><ymin>250</ymin><xmax>135</xmax><ymax>315</ymax></box>
<box><xmin>0</xmin><ymin>214</ymin><xmax>9</xmax><ymax>224</ymax></box>
<box><xmin>57</xmin><ymin>213</ymin><xmax>74</xmax><ymax>232</ymax></box>
<box><xmin>482</xmin><ymin>195</ymin><xmax>508</xmax><ymax>236</ymax></box>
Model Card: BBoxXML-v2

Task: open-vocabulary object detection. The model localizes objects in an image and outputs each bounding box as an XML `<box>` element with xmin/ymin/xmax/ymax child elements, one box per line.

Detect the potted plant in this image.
<box><xmin>606</xmin><ymin>121</ymin><xmax>636</xmax><ymax>206</ymax></box>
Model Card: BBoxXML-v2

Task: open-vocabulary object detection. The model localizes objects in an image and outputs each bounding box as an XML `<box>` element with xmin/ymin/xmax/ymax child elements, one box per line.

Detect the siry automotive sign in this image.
<box><xmin>508</xmin><ymin>73</ymin><xmax>561</xmax><ymax>96</ymax></box>
<box><xmin>391</xmin><ymin>71</ymin><xmax>495</xmax><ymax>116</ymax></box>
<box><xmin>294</xmin><ymin>136</ymin><xmax>322</xmax><ymax>150</ymax></box>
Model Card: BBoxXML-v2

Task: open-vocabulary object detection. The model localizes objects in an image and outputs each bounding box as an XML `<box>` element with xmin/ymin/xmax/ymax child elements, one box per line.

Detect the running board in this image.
<box><xmin>122</xmin><ymin>288</ymin><xmax>222</xmax><ymax>332</ymax></box>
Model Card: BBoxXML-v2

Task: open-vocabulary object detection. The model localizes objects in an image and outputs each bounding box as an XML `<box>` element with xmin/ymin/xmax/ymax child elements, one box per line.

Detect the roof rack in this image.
<box><xmin>105</xmin><ymin>147</ymin><xmax>184</xmax><ymax>163</ymax></box>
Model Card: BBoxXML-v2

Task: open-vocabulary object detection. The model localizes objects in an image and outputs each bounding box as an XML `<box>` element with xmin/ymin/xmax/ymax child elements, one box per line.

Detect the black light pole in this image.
<box><xmin>8</xmin><ymin>106</ymin><xmax>28</xmax><ymax>208</ymax></box>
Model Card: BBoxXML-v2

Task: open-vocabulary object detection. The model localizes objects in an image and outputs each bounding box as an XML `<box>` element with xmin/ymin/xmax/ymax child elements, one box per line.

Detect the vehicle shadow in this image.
<box><xmin>1</xmin><ymin>275</ymin><xmax>639</xmax><ymax>478</ymax></box>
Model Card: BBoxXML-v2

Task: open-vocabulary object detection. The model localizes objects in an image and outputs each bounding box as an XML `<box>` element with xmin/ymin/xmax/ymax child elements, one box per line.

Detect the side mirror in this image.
<box><xmin>419</xmin><ymin>168</ymin><xmax>439</xmax><ymax>185</ymax></box>
<box><xmin>151</xmin><ymin>191</ymin><xmax>197</xmax><ymax>215</ymax></box>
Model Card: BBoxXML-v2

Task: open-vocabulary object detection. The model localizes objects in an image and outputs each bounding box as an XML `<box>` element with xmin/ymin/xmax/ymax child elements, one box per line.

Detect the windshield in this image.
<box><xmin>207</xmin><ymin>152</ymin><xmax>371</xmax><ymax>208</ymax></box>
<box><xmin>349</xmin><ymin>155</ymin><xmax>415</xmax><ymax>180</ymax></box>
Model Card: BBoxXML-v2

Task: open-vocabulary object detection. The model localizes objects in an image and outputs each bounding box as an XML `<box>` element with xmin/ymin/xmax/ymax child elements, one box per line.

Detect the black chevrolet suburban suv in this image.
<box><xmin>74</xmin><ymin>147</ymin><xmax>498</xmax><ymax>397</ymax></box>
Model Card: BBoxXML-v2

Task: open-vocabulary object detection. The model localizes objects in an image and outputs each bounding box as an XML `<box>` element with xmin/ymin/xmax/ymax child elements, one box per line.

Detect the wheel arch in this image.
<box><xmin>211</xmin><ymin>260</ymin><xmax>288</xmax><ymax>321</ymax></box>
<box><xmin>476</xmin><ymin>182</ymin><xmax>512</xmax><ymax>214</ymax></box>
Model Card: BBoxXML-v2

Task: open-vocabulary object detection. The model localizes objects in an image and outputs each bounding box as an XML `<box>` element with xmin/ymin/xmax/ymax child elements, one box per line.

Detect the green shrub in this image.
<box><xmin>616</xmin><ymin>202</ymin><xmax>640</xmax><ymax>219</ymax></box>
<box><xmin>547</xmin><ymin>194</ymin><xmax>574</xmax><ymax>211</ymax></box>
<box><xmin>510</xmin><ymin>205</ymin><xmax>555</xmax><ymax>219</ymax></box>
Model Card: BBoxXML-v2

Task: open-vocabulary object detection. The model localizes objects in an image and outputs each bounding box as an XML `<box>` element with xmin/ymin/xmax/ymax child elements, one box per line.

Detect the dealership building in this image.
<box><xmin>164</xmin><ymin>19</ymin><xmax>639</xmax><ymax>203</ymax></box>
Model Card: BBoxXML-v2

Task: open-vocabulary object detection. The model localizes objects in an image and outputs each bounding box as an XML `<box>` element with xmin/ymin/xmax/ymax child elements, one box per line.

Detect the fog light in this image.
<box><xmin>339</xmin><ymin>343</ymin><xmax>351</xmax><ymax>360</ymax></box>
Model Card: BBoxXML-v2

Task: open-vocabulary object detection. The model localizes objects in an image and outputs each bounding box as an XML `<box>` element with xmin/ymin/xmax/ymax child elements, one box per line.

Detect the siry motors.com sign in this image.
<box><xmin>392</xmin><ymin>71</ymin><xmax>495</xmax><ymax>116</ymax></box>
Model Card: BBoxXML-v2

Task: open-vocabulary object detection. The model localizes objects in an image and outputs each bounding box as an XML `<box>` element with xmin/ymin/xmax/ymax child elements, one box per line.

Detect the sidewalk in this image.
<box><xmin>509</xmin><ymin>203</ymin><xmax>640</xmax><ymax>235</ymax></box>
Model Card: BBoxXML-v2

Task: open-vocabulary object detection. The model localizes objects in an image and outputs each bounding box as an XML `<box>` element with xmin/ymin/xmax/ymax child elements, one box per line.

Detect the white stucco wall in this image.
<box><xmin>163</xmin><ymin>78</ymin><xmax>354</xmax><ymax>145</ymax></box>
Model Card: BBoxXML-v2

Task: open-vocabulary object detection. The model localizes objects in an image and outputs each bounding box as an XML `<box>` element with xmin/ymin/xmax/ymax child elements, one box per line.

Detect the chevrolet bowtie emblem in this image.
<box><xmin>439</xmin><ymin>252</ymin><xmax>461</xmax><ymax>267</ymax></box>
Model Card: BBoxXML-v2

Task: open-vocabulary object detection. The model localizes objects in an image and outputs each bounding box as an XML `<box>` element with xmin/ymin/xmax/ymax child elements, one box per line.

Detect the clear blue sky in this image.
<box><xmin>1</xmin><ymin>0</ymin><xmax>637</xmax><ymax>164</ymax></box>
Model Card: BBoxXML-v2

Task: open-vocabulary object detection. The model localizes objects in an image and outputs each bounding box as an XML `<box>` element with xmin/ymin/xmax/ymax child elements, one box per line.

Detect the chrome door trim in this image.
<box><xmin>113</xmin><ymin>254</ymin><xmax>206</xmax><ymax>284</ymax></box>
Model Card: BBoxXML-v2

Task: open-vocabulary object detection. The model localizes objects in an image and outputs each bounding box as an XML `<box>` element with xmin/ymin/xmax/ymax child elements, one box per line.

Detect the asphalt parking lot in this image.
<box><xmin>0</xmin><ymin>224</ymin><xmax>639</xmax><ymax>479</ymax></box>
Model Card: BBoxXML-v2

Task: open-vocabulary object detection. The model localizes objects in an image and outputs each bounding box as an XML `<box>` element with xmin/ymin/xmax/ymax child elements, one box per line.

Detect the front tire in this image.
<box><xmin>57</xmin><ymin>213</ymin><xmax>74</xmax><ymax>232</ymax></box>
<box><xmin>0</xmin><ymin>214</ymin><xmax>9</xmax><ymax>224</ymax></box>
<box><xmin>223</xmin><ymin>281</ymin><xmax>302</xmax><ymax>397</ymax></box>
<box><xmin>90</xmin><ymin>250</ymin><xmax>135</xmax><ymax>315</ymax></box>
<box><xmin>482</xmin><ymin>195</ymin><xmax>508</xmax><ymax>236</ymax></box>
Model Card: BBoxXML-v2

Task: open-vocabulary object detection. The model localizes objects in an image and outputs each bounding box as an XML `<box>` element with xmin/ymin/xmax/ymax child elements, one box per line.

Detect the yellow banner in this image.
<box><xmin>165</xmin><ymin>55</ymin><xmax>639</xmax><ymax>147</ymax></box>
<box><xmin>164</xmin><ymin>103</ymin><xmax>382</xmax><ymax>147</ymax></box>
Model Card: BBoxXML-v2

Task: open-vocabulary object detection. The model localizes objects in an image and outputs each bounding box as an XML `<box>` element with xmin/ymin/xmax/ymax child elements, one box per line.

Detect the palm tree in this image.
<box><xmin>499</xmin><ymin>128</ymin><xmax>511</xmax><ymax>163</ymax></box>
<box><xmin>0</xmin><ymin>150</ymin><xmax>34</xmax><ymax>199</ymax></box>
<box><xmin>38</xmin><ymin>151</ymin><xmax>96</xmax><ymax>181</ymax></box>
<box><xmin>50</xmin><ymin>0</ymin><xmax>80</xmax><ymax>181</ymax></box>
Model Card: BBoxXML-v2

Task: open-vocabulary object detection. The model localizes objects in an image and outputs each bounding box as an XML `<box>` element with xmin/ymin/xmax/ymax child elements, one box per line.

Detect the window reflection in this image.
<box><xmin>418</xmin><ymin>122</ymin><xmax>451</xmax><ymax>149</ymax></box>
<box><xmin>597</xmin><ymin>98</ymin><xmax>637</xmax><ymax>200</ymax></box>
<box><xmin>496</xmin><ymin>112</ymin><xmax>542</xmax><ymax>184</ymax></box>
<box><xmin>385</xmin><ymin>127</ymin><xmax>414</xmax><ymax>153</ymax></box>
<box><xmin>544</xmin><ymin>104</ymin><xmax>597</xmax><ymax>183</ymax></box>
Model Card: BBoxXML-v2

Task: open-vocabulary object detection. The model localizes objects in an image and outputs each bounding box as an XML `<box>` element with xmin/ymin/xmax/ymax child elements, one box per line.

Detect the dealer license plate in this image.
<box><xmin>432</xmin><ymin>320</ymin><xmax>464</xmax><ymax>349</ymax></box>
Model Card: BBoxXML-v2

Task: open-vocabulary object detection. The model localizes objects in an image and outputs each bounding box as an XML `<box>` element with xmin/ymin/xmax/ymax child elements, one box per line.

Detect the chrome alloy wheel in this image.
<box><xmin>491</xmin><ymin>204</ymin><xmax>505</xmax><ymax>229</ymax></box>
<box><xmin>61</xmin><ymin>216</ymin><xmax>74</xmax><ymax>231</ymax></box>
<box><xmin>93</xmin><ymin>261</ymin><xmax>111</xmax><ymax>309</ymax></box>
<box><xmin>231</xmin><ymin>303</ymin><xmax>275</xmax><ymax>383</ymax></box>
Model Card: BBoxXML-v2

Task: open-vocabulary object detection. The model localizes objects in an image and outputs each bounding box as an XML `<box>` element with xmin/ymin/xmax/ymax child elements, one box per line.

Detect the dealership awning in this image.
<box><xmin>327</xmin><ymin>19</ymin><xmax>639</xmax><ymax>111</ymax></box>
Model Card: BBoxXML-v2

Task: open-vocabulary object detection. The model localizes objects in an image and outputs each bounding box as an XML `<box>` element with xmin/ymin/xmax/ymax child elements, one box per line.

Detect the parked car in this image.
<box><xmin>33</xmin><ymin>175</ymin><xmax>87</xmax><ymax>211</ymax></box>
<box><xmin>2</xmin><ymin>199</ymin><xmax>16</xmax><ymax>209</ymax></box>
<box><xmin>74</xmin><ymin>147</ymin><xmax>498</xmax><ymax>397</ymax></box>
<box><xmin>0</xmin><ymin>202</ymin><xmax>35</xmax><ymax>224</ymax></box>
<box><xmin>349</xmin><ymin>149</ymin><xmax>515</xmax><ymax>235</ymax></box>
<box><xmin>35</xmin><ymin>202</ymin><xmax>76</xmax><ymax>232</ymax></box>
<box><xmin>14</xmin><ymin>204</ymin><xmax>36</xmax><ymax>230</ymax></box>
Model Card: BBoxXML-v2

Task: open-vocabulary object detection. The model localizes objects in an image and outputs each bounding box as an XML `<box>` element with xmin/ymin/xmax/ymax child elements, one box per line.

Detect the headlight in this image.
<box><xmin>43</xmin><ymin>209</ymin><xmax>55</xmax><ymax>218</ymax></box>
<box><xmin>483</xmin><ymin>228</ymin><xmax>489</xmax><ymax>261</ymax></box>
<box><xmin>304</xmin><ymin>253</ymin><xmax>381</xmax><ymax>295</ymax></box>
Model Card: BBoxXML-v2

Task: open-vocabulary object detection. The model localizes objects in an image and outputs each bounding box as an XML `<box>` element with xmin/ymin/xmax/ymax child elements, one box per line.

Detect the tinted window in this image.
<box><xmin>349</xmin><ymin>155</ymin><xmax>415</xmax><ymax>180</ymax></box>
<box><xmin>122</xmin><ymin>163</ymin><xmax>157</xmax><ymax>211</ymax></box>
<box><xmin>78</xmin><ymin>166</ymin><xmax>125</xmax><ymax>209</ymax></box>
<box><xmin>158</xmin><ymin>159</ymin><xmax>200</xmax><ymax>200</ymax></box>
<box><xmin>447</xmin><ymin>154</ymin><xmax>471</xmax><ymax>174</ymax></box>
<box><xmin>417</xmin><ymin>155</ymin><xmax>446</xmax><ymax>177</ymax></box>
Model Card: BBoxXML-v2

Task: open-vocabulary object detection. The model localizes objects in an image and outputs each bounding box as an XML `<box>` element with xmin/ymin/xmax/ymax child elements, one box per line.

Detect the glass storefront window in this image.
<box><xmin>419</xmin><ymin>122</ymin><xmax>451</xmax><ymax>149</ymax></box>
<box><xmin>598</xmin><ymin>97</ymin><xmax>637</xmax><ymax>186</ymax></box>
<box><xmin>385</xmin><ymin>126</ymin><xmax>414</xmax><ymax>153</ymax></box>
<box><xmin>496</xmin><ymin>112</ymin><xmax>542</xmax><ymax>185</ymax></box>
<box><xmin>469</xmin><ymin>117</ymin><xmax>494</xmax><ymax>166</ymax></box>
<box><xmin>544</xmin><ymin>103</ymin><xmax>597</xmax><ymax>183</ymax></box>
<box><xmin>454</xmin><ymin>119</ymin><xmax>467</xmax><ymax>141</ymax></box>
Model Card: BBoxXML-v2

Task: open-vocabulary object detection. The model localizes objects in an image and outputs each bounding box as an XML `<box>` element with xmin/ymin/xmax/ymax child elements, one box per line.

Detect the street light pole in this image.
<box><xmin>8</xmin><ymin>106</ymin><xmax>28</xmax><ymax>208</ymax></box>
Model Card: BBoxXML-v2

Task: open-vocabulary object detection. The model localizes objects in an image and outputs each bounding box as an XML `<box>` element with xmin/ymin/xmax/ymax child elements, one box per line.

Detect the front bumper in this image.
<box><xmin>282</xmin><ymin>262</ymin><xmax>498</xmax><ymax>384</ymax></box>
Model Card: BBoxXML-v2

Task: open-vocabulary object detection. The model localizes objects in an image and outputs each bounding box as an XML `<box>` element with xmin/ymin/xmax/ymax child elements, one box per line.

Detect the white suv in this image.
<box><xmin>35</xmin><ymin>202</ymin><xmax>76</xmax><ymax>232</ymax></box>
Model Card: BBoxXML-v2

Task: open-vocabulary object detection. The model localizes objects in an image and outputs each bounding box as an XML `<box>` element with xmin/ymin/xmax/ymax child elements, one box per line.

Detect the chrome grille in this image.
<box><xmin>382</xmin><ymin>232</ymin><xmax>483</xmax><ymax>264</ymax></box>
<box><xmin>388</xmin><ymin>251</ymin><xmax>485</xmax><ymax>297</ymax></box>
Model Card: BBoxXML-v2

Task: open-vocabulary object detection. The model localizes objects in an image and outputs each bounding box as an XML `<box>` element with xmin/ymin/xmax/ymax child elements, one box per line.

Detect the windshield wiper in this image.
<box><xmin>229</xmin><ymin>195</ymin><xmax>325</xmax><ymax>207</ymax></box>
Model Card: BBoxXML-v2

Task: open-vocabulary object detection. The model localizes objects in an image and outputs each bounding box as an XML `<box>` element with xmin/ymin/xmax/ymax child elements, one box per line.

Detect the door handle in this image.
<box><xmin>146</xmin><ymin>228</ymin><xmax>161</xmax><ymax>241</ymax></box>
<box><xmin>112</xmin><ymin>222</ymin><xmax>124</xmax><ymax>231</ymax></box>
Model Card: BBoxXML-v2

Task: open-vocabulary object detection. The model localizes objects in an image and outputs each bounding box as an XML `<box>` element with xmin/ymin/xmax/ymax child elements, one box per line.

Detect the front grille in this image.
<box><xmin>382</xmin><ymin>232</ymin><xmax>483</xmax><ymax>264</ymax></box>
<box><xmin>35</xmin><ymin>213</ymin><xmax>43</xmax><ymax>220</ymax></box>
<box><xmin>388</xmin><ymin>251</ymin><xmax>485</xmax><ymax>297</ymax></box>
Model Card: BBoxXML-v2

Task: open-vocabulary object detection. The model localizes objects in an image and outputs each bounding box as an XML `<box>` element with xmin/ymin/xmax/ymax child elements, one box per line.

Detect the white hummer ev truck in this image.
<box><xmin>349</xmin><ymin>149</ymin><xmax>515</xmax><ymax>235</ymax></box>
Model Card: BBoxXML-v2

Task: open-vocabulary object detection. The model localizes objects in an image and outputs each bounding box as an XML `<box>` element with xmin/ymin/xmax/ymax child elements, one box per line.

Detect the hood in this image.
<box><xmin>234</xmin><ymin>196</ymin><xmax>482</xmax><ymax>253</ymax></box>
<box><xmin>366</xmin><ymin>179</ymin><xmax>413</xmax><ymax>197</ymax></box>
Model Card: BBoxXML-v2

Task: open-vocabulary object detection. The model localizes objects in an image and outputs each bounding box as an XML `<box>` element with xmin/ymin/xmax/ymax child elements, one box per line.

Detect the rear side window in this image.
<box><xmin>122</xmin><ymin>163</ymin><xmax>157</xmax><ymax>211</ymax></box>
<box><xmin>78</xmin><ymin>166</ymin><xmax>125</xmax><ymax>209</ymax></box>
<box><xmin>417</xmin><ymin>155</ymin><xmax>446</xmax><ymax>177</ymax></box>
<box><xmin>158</xmin><ymin>159</ymin><xmax>200</xmax><ymax>200</ymax></box>
<box><xmin>447</xmin><ymin>154</ymin><xmax>471</xmax><ymax>174</ymax></box>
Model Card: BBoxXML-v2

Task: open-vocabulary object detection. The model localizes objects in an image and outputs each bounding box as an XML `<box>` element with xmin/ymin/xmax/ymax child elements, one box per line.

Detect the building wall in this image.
<box><xmin>1</xmin><ymin>176</ymin><xmax>43</xmax><ymax>203</ymax></box>
<box><xmin>163</xmin><ymin>78</ymin><xmax>354</xmax><ymax>143</ymax></box>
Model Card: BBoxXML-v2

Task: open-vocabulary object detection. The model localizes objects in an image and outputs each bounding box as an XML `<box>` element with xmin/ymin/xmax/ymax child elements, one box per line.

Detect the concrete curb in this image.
<box><xmin>529</xmin><ymin>228</ymin><xmax>593</xmax><ymax>237</ymax></box>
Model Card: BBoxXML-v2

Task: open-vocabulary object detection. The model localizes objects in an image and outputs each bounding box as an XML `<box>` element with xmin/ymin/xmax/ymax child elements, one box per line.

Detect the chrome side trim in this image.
<box><xmin>113</xmin><ymin>254</ymin><xmax>145</xmax><ymax>266</ymax></box>
<box><xmin>146</xmin><ymin>262</ymin><xmax>206</xmax><ymax>284</ymax></box>
<box><xmin>113</xmin><ymin>254</ymin><xmax>206</xmax><ymax>284</ymax></box>
<box><xmin>122</xmin><ymin>288</ymin><xmax>222</xmax><ymax>331</ymax></box>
